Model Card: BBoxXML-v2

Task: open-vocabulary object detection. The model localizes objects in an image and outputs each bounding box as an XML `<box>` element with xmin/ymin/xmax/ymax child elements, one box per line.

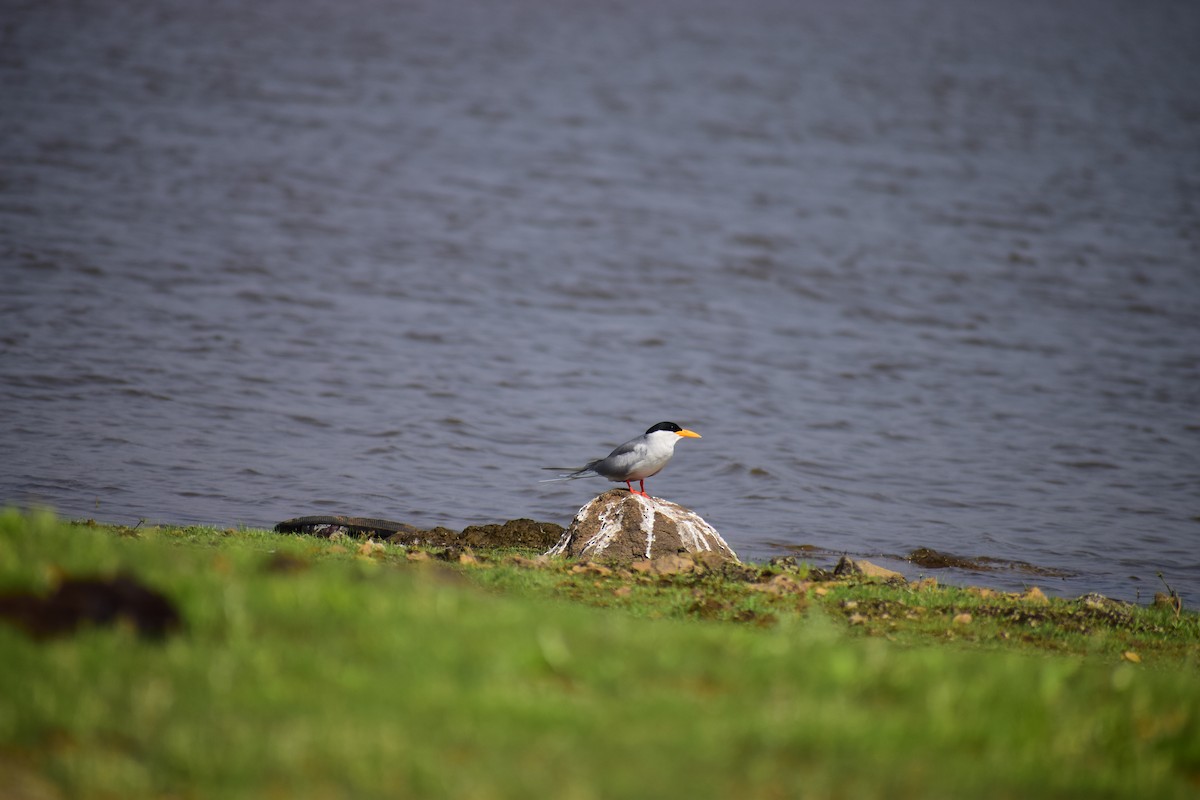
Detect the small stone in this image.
<box><xmin>613</xmin><ymin>586</ymin><xmax>632</xmax><ymax>598</ymax></box>
<box><xmin>748</xmin><ymin>574</ymin><xmax>808</xmax><ymax>595</ymax></box>
<box><xmin>570</xmin><ymin>562</ymin><xmax>613</xmax><ymax>577</ymax></box>
<box><xmin>693</xmin><ymin>551</ymin><xmax>730</xmax><ymax>572</ymax></box>
<box><xmin>848</xmin><ymin>613</ymin><xmax>867</xmax><ymax>625</ymax></box>
<box><xmin>953</xmin><ymin>613</ymin><xmax>973</xmax><ymax>625</ymax></box>
<box><xmin>358</xmin><ymin>540</ymin><xmax>385</xmax><ymax>557</ymax></box>
<box><xmin>1122</xmin><ymin>651</ymin><xmax>1142</xmax><ymax>663</ymax></box>
<box><xmin>1021</xmin><ymin>587</ymin><xmax>1049</xmax><ymax>604</ymax></box>
<box><xmin>833</xmin><ymin>556</ymin><xmax>905</xmax><ymax>581</ymax></box>
<box><xmin>854</xmin><ymin>560</ymin><xmax>904</xmax><ymax>580</ymax></box>
<box><xmin>405</xmin><ymin>550</ymin><xmax>431</xmax><ymax>562</ymax></box>
<box><xmin>649</xmin><ymin>554</ymin><xmax>696</xmax><ymax>576</ymax></box>
<box><xmin>765</xmin><ymin>574</ymin><xmax>808</xmax><ymax>594</ymax></box>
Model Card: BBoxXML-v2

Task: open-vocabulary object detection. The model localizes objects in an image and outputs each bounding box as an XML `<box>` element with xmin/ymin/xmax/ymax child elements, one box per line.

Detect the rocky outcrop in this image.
<box><xmin>545</xmin><ymin>489</ymin><xmax>739</xmax><ymax>564</ymax></box>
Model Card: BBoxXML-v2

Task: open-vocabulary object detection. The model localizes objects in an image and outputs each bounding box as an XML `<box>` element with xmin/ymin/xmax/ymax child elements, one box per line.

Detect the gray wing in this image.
<box><xmin>586</xmin><ymin>437</ymin><xmax>650</xmax><ymax>480</ymax></box>
<box><xmin>603</xmin><ymin>437</ymin><xmax>644</xmax><ymax>459</ymax></box>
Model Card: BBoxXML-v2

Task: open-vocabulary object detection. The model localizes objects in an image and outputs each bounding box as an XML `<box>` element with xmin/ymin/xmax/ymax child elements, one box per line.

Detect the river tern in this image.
<box><xmin>541</xmin><ymin>421</ymin><xmax>701</xmax><ymax>496</ymax></box>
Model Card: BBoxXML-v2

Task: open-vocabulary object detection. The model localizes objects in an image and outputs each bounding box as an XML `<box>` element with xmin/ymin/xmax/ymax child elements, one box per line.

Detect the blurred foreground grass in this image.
<box><xmin>0</xmin><ymin>509</ymin><xmax>1197</xmax><ymax>799</ymax></box>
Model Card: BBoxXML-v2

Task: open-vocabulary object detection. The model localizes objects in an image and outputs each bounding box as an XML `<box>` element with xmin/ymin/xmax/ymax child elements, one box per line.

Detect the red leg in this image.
<box><xmin>639</xmin><ymin>479</ymin><xmax>647</xmax><ymax>496</ymax></box>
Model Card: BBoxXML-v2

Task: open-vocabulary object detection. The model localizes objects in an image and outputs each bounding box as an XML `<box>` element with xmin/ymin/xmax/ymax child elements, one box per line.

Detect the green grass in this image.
<box><xmin>0</xmin><ymin>509</ymin><xmax>1197</xmax><ymax>799</ymax></box>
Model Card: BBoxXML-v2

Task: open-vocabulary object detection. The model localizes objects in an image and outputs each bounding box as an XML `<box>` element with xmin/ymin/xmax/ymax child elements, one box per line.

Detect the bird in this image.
<box><xmin>541</xmin><ymin>421</ymin><xmax>701</xmax><ymax>497</ymax></box>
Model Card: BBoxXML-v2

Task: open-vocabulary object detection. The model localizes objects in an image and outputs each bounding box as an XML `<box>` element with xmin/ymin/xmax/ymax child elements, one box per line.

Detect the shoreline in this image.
<box><xmin>9</xmin><ymin>497</ymin><xmax>1190</xmax><ymax>605</ymax></box>
<box><xmin>48</xmin><ymin>511</ymin><xmax>1193</xmax><ymax>661</ymax></box>
<box><xmin>217</xmin><ymin>511</ymin><xmax>1190</xmax><ymax>610</ymax></box>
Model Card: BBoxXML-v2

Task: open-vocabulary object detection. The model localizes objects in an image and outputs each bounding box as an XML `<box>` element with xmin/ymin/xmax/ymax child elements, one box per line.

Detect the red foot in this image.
<box><xmin>624</xmin><ymin>480</ymin><xmax>650</xmax><ymax>497</ymax></box>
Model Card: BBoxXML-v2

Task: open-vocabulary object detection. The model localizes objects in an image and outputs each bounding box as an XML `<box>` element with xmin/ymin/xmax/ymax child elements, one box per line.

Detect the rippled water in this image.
<box><xmin>3</xmin><ymin>0</ymin><xmax>1198</xmax><ymax>603</ymax></box>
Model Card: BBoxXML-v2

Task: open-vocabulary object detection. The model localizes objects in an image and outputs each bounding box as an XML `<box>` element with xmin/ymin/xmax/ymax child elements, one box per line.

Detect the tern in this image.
<box><xmin>541</xmin><ymin>421</ymin><xmax>701</xmax><ymax>496</ymax></box>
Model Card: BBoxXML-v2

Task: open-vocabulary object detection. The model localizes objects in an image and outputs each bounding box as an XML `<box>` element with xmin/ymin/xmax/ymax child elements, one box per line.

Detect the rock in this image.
<box><xmin>275</xmin><ymin>515</ymin><xmax>427</xmax><ymax>539</ymax></box>
<box><xmin>833</xmin><ymin>556</ymin><xmax>905</xmax><ymax>582</ymax></box>
<box><xmin>1020</xmin><ymin>587</ymin><xmax>1050</xmax><ymax>604</ymax></box>
<box><xmin>748</xmin><ymin>574</ymin><xmax>809</xmax><ymax>595</ymax></box>
<box><xmin>544</xmin><ymin>489</ymin><xmax>739</xmax><ymax>564</ymax></box>
<box><xmin>357</xmin><ymin>539</ymin><xmax>386</xmax><ymax>557</ymax></box>
<box><xmin>1077</xmin><ymin>592</ymin><xmax>1135</xmax><ymax>625</ymax></box>
<box><xmin>627</xmin><ymin>554</ymin><xmax>697</xmax><ymax>576</ymax></box>
<box><xmin>569</xmin><ymin>562</ymin><xmax>613</xmax><ymax>577</ymax></box>
<box><xmin>1080</xmin><ymin>592</ymin><xmax>1131</xmax><ymax>611</ymax></box>
<box><xmin>906</xmin><ymin>547</ymin><xmax>1074</xmax><ymax>578</ymax></box>
<box><xmin>657</xmin><ymin>554</ymin><xmax>701</xmax><ymax>575</ymax></box>
<box><xmin>907</xmin><ymin>547</ymin><xmax>980</xmax><ymax>570</ymax></box>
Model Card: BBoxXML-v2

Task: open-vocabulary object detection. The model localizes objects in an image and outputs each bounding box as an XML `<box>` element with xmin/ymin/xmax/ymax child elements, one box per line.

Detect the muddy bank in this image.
<box><xmin>274</xmin><ymin>515</ymin><xmax>564</xmax><ymax>551</ymax></box>
<box><xmin>905</xmin><ymin>547</ymin><xmax>1076</xmax><ymax>578</ymax></box>
<box><xmin>273</xmin><ymin>513</ymin><xmax>1158</xmax><ymax>606</ymax></box>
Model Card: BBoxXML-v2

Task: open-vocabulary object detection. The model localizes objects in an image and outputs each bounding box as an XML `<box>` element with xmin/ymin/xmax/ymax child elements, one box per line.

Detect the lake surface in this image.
<box><xmin>3</xmin><ymin>0</ymin><xmax>1198</xmax><ymax>603</ymax></box>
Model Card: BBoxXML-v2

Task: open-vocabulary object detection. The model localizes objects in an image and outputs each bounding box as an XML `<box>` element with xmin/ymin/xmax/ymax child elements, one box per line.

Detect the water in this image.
<box><xmin>3</xmin><ymin>0</ymin><xmax>1198</xmax><ymax>604</ymax></box>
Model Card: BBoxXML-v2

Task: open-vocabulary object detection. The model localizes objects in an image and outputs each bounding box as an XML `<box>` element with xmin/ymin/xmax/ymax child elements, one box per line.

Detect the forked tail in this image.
<box><xmin>538</xmin><ymin>467</ymin><xmax>596</xmax><ymax>483</ymax></box>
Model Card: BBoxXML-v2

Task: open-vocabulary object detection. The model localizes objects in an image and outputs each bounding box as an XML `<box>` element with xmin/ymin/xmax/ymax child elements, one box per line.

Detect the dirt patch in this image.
<box><xmin>0</xmin><ymin>574</ymin><xmax>183</xmax><ymax>640</ymax></box>
<box><xmin>274</xmin><ymin>515</ymin><xmax>564</xmax><ymax>551</ymax></box>
<box><xmin>456</xmin><ymin>519</ymin><xmax>565</xmax><ymax>550</ymax></box>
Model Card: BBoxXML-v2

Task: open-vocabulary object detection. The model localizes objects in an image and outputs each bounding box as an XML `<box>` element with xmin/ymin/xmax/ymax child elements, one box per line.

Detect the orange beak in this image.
<box><xmin>676</xmin><ymin>429</ymin><xmax>701</xmax><ymax>439</ymax></box>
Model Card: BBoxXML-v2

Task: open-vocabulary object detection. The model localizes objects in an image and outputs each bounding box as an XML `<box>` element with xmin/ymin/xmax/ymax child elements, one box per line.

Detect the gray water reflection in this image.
<box><xmin>3</xmin><ymin>0</ymin><xmax>1198</xmax><ymax>603</ymax></box>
